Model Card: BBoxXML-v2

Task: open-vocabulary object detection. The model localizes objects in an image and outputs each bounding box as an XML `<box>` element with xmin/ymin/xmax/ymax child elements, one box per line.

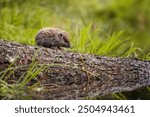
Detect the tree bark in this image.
<box><xmin>0</xmin><ymin>39</ymin><xmax>150</xmax><ymax>99</ymax></box>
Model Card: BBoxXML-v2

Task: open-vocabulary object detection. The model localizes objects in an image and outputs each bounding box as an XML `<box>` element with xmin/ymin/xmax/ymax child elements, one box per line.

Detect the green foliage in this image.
<box><xmin>0</xmin><ymin>60</ymin><xmax>46</xmax><ymax>99</ymax></box>
<box><xmin>112</xmin><ymin>93</ymin><xmax>127</xmax><ymax>100</ymax></box>
<box><xmin>71</xmin><ymin>24</ymin><xmax>144</xmax><ymax>58</ymax></box>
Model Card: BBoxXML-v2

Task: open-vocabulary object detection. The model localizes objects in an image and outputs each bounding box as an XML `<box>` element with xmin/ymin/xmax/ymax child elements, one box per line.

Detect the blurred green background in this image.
<box><xmin>0</xmin><ymin>0</ymin><xmax>150</xmax><ymax>99</ymax></box>
<box><xmin>0</xmin><ymin>0</ymin><xmax>150</xmax><ymax>57</ymax></box>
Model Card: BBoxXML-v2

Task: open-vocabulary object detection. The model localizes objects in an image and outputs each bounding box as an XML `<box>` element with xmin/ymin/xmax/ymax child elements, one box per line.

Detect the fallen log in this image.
<box><xmin>0</xmin><ymin>39</ymin><xmax>150</xmax><ymax>99</ymax></box>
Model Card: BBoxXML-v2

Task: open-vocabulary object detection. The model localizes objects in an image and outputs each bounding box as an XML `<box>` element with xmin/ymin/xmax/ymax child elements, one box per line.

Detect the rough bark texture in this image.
<box><xmin>0</xmin><ymin>39</ymin><xmax>150</xmax><ymax>99</ymax></box>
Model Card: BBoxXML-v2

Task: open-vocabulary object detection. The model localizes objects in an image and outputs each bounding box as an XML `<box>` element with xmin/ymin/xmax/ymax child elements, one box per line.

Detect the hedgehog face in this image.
<box><xmin>57</xmin><ymin>32</ymin><xmax>70</xmax><ymax>48</ymax></box>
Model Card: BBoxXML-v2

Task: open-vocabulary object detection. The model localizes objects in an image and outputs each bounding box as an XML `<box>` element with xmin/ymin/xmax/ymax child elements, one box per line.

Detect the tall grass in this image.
<box><xmin>0</xmin><ymin>59</ymin><xmax>47</xmax><ymax>99</ymax></box>
<box><xmin>71</xmin><ymin>24</ymin><xmax>142</xmax><ymax>58</ymax></box>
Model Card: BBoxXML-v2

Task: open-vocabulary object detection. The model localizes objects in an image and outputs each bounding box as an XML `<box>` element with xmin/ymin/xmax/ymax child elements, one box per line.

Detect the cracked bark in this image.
<box><xmin>0</xmin><ymin>39</ymin><xmax>150</xmax><ymax>99</ymax></box>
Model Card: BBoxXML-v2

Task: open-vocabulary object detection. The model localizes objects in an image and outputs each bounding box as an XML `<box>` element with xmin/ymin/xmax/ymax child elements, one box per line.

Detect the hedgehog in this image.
<box><xmin>35</xmin><ymin>27</ymin><xmax>71</xmax><ymax>49</ymax></box>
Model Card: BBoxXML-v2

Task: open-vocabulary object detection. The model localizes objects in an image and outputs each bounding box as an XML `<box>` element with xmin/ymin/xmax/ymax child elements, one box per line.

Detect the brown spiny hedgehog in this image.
<box><xmin>35</xmin><ymin>27</ymin><xmax>71</xmax><ymax>49</ymax></box>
